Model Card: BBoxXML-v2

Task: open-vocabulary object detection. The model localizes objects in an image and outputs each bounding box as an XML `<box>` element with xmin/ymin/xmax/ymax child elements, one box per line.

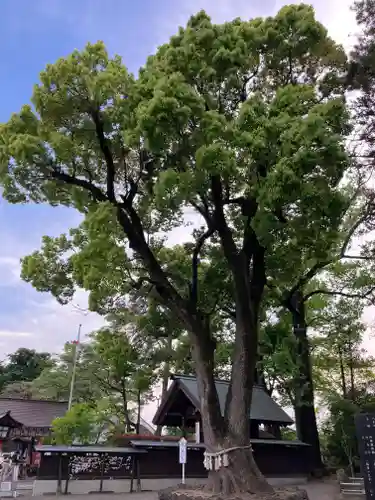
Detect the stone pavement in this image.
<box><xmin>24</xmin><ymin>479</ymin><xmax>340</xmax><ymax>500</ymax></box>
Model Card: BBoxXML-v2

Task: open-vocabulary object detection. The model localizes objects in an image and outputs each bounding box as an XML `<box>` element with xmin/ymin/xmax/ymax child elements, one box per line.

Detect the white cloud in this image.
<box><xmin>17</xmin><ymin>294</ymin><xmax>106</xmax><ymax>355</ymax></box>
<box><xmin>0</xmin><ymin>218</ymin><xmax>105</xmax><ymax>357</ymax></box>
<box><xmin>0</xmin><ymin>257</ymin><xmax>21</xmax><ymax>287</ymax></box>
<box><xmin>0</xmin><ymin>330</ymin><xmax>33</xmax><ymax>338</ymax></box>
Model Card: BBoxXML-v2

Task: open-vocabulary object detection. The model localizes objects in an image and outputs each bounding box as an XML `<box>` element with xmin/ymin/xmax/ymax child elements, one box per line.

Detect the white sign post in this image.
<box><xmin>179</xmin><ymin>437</ymin><xmax>187</xmax><ymax>484</ymax></box>
<box><xmin>195</xmin><ymin>421</ymin><xmax>200</xmax><ymax>444</ymax></box>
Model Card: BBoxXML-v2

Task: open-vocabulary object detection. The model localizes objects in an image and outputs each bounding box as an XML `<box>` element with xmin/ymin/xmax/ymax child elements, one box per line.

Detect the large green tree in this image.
<box><xmin>0</xmin><ymin>5</ymin><xmax>351</xmax><ymax>494</ymax></box>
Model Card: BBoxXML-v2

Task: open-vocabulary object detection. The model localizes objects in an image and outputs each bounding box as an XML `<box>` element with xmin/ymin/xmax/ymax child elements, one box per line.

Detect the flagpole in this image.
<box><xmin>68</xmin><ymin>324</ymin><xmax>82</xmax><ymax>411</ymax></box>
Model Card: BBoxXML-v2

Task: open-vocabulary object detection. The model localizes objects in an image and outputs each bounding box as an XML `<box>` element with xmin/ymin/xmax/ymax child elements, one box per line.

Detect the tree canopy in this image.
<box><xmin>0</xmin><ymin>4</ymin><xmax>361</xmax><ymax>494</ymax></box>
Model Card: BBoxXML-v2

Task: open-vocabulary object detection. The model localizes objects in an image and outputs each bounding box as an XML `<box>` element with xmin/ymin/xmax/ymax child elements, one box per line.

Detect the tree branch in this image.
<box><xmin>342</xmin><ymin>254</ymin><xmax>373</xmax><ymax>260</ymax></box>
<box><xmin>190</xmin><ymin>227</ymin><xmax>215</xmax><ymax>306</ymax></box>
<box><xmin>221</xmin><ymin>306</ymin><xmax>236</xmax><ymax>320</ymax></box>
<box><xmin>285</xmin><ymin>193</ymin><xmax>375</xmax><ymax>303</ymax></box>
<box><xmin>52</xmin><ymin>153</ymin><xmax>213</xmax><ymax>354</ymax></box>
<box><xmin>286</xmin><ymin>260</ymin><xmax>332</xmax><ymax>301</ymax></box>
<box><xmin>340</xmin><ymin>215</ymin><xmax>368</xmax><ymax>257</ymax></box>
<box><xmin>304</xmin><ymin>287</ymin><xmax>375</xmax><ymax>302</ymax></box>
<box><xmin>190</xmin><ymin>198</ymin><xmax>214</xmax><ymax>230</ymax></box>
<box><xmin>50</xmin><ymin>169</ymin><xmax>108</xmax><ymax>202</ymax></box>
<box><xmin>90</xmin><ymin>108</ymin><xmax>116</xmax><ymax>202</ymax></box>
<box><xmin>210</xmin><ymin>175</ymin><xmax>238</xmax><ymax>266</ymax></box>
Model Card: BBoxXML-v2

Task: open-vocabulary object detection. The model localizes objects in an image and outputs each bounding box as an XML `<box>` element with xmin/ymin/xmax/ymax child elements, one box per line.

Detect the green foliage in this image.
<box><xmin>312</xmin><ymin>298</ymin><xmax>374</xmax><ymax>401</ymax></box>
<box><xmin>0</xmin><ymin>348</ymin><xmax>52</xmax><ymax>394</ymax></box>
<box><xmin>88</xmin><ymin>327</ymin><xmax>155</xmax><ymax>421</ymax></box>
<box><xmin>0</xmin><ymin>7</ymin><xmax>350</xmax><ymax>317</ymax></box>
<box><xmin>258</xmin><ymin>311</ymin><xmax>298</xmax><ymax>403</ymax></box>
<box><xmin>52</xmin><ymin>402</ymin><xmax>112</xmax><ymax>445</ymax></box>
<box><xmin>281</xmin><ymin>428</ymin><xmax>297</xmax><ymax>441</ymax></box>
<box><xmin>30</xmin><ymin>326</ymin><xmax>155</xmax><ymax>431</ymax></box>
<box><xmin>164</xmin><ymin>427</ymin><xmax>194</xmax><ymax>438</ymax></box>
<box><xmin>321</xmin><ymin>391</ymin><xmax>375</xmax><ymax>469</ymax></box>
<box><xmin>31</xmin><ymin>342</ymin><xmax>101</xmax><ymax>402</ymax></box>
<box><xmin>0</xmin><ymin>381</ymin><xmax>35</xmax><ymax>399</ymax></box>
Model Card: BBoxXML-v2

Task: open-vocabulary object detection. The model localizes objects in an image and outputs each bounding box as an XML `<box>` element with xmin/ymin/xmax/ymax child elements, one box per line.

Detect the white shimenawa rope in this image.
<box><xmin>203</xmin><ymin>445</ymin><xmax>253</xmax><ymax>471</ymax></box>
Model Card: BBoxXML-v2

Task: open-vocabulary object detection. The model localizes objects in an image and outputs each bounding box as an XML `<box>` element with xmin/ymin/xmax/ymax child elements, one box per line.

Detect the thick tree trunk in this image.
<box><xmin>338</xmin><ymin>347</ymin><xmax>347</xmax><ymax>398</ymax></box>
<box><xmin>136</xmin><ymin>389</ymin><xmax>141</xmax><ymax>434</ymax></box>
<box><xmin>290</xmin><ymin>291</ymin><xmax>323</xmax><ymax>472</ymax></box>
<box><xmin>205</xmin><ymin>441</ymin><xmax>271</xmax><ymax>495</ymax></box>
<box><xmin>197</xmin><ymin>376</ymin><xmax>272</xmax><ymax>494</ymax></box>
<box><xmin>155</xmin><ymin>336</ymin><xmax>172</xmax><ymax>436</ymax></box>
<box><xmin>192</xmin><ymin>246</ymin><xmax>272</xmax><ymax>494</ymax></box>
<box><xmin>190</xmin><ymin>321</ymin><xmax>271</xmax><ymax>494</ymax></box>
<box><xmin>348</xmin><ymin>339</ymin><xmax>355</xmax><ymax>399</ymax></box>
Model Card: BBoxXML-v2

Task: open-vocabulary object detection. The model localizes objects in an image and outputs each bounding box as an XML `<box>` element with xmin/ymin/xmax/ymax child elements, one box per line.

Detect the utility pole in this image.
<box><xmin>68</xmin><ymin>324</ymin><xmax>82</xmax><ymax>411</ymax></box>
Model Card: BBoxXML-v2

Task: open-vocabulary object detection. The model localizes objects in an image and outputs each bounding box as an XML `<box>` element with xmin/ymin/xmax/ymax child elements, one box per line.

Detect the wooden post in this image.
<box><xmin>136</xmin><ymin>455</ymin><xmax>141</xmax><ymax>492</ymax></box>
<box><xmin>64</xmin><ymin>456</ymin><xmax>70</xmax><ymax>495</ymax></box>
<box><xmin>99</xmin><ymin>455</ymin><xmax>105</xmax><ymax>493</ymax></box>
<box><xmin>250</xmin><ymin>421</ymin><xmax>259</xmax><ymax>439</ymax></box>
<box><xmin>56</xmin><ymin>454</ymin><xmax>62</xmax><ymax>495</ymax></box>
<box><xmin>130</xmin><ymin>455</ymin><xmax>136</xmax><ymax>493</ymax></box>
<box><xmin>181</xmin><ymin>416</ymin><xmax>186</xmax><ymax>438</ymax></box>
<box><xmin>273</xmin><ymin>425</ymin><xmax>282</xmax><ymax>440</ymax></box>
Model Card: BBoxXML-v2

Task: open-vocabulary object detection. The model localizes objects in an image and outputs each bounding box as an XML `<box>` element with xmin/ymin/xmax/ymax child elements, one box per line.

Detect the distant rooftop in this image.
<box><xmin>0</xmin><ymin>398</ymin><xmax>67</xmax><ymax>428</ymax></box>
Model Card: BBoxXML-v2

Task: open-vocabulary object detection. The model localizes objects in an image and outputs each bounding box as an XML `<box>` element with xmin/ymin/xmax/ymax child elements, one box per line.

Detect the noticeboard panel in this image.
<box><xmin>355</xmin><ymin>413</ymin><xmax>375</xmax><ymax>499</ymax></box>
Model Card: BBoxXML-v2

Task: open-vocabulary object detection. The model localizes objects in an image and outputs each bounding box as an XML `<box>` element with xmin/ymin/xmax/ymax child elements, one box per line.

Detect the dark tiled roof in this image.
<box><xmin>154</xmin><ymin>375</ymin><xmax>293</xmax><ymax>425</ymax></box>
<box><xmin>130</xmin><ymin>438</ymin><xmax>308</xmax><ymax>448</ymax></box>
<box><xmin>36</xmin><ymin>445</ymin><xmax>146</xmax><ymax>454</ymax></box>
<box><xmin>130</xmin><ymin>439</ymin><xmax>205</xmax><ymax>449</ymax></box>
<box><xmin>0</xmin><ymin>399</ymin><xmax>67</xmax><ymax>428</ymax></box>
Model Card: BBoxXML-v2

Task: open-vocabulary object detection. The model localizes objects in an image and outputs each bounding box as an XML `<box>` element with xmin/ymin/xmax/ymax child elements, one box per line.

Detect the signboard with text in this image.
<box><xmin>179</xmin><ymin>437</ymin><xmax>187</xmax><ymax>465</ymax></box>
<box><xmin>9</xmin><ymin>426</ymin><xmax>50</xmax><ymax>438</ymax></box>
<box><xmin>355</xmin><ymin>413</ymin><xmax>375</xmax><ymax>499</ymax></box>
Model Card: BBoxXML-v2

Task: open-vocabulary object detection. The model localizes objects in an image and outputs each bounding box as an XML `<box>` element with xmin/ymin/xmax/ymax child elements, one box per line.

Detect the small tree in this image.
<box><xmin>89</xmin><ymin>328</ymin><xmax>155</xmax><ymax>432</ymax></box>
<box><xmin>52</xmin><ymin>403</ymin><xmax>110</xmax><ymax>445</ymax></box>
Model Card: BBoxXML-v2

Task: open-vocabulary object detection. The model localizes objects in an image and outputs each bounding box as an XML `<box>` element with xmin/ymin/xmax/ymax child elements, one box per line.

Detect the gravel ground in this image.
<box><xmin>23</xmin><ymin>479</ymin><xmax>340</xmax><ymax>500</ymax></box>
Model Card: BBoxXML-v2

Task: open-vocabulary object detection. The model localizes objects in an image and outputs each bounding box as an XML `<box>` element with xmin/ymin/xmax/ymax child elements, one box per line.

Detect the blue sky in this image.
<box><xmin>0</xmin><ymin>0</ymin><xmax>357</xmax><ymax>363</ymax></box>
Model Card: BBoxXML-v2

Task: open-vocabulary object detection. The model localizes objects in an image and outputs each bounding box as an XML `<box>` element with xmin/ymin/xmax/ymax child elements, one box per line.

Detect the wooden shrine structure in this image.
<box><xmin>0</xmin><ymin>398</ymin><xmax>67</xmax><ymax>460</ymax></box>
<box><xmin>153</xmin><ymin>375</ymin><xmax>294</xmax><ymax>439</ymax></box>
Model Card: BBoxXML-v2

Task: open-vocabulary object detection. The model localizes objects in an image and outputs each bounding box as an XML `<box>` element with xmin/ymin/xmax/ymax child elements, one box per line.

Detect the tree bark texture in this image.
<box><xmin>338</xmin><ymin>346</ymin><xmax>347</xmax><ymax>398</ymax></box>
<box><xmin>190</xmin><ymin>242</ymin><xmax>273</xmax><ymax>494</ymax></box>
<box><xmin>290</xmin><ymin>291</ymin><xmax>323</xmax><ymax>472</ymax></box>
<box><xmin>348</xmin><ymin>339</ymin><xmax>355</xmax><ymax>399</ymax></box>
<box><xmin>155</xmin><ymin>335</ymin><xmax>172</xmax><ymax>436</ymax></box>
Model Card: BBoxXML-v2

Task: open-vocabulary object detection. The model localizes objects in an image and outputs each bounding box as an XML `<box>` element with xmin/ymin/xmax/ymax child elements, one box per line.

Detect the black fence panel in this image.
<box><xmin>38</xmin><ymin>441</ymin><xmax>311</xmax><ymax>480</ymax></box>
